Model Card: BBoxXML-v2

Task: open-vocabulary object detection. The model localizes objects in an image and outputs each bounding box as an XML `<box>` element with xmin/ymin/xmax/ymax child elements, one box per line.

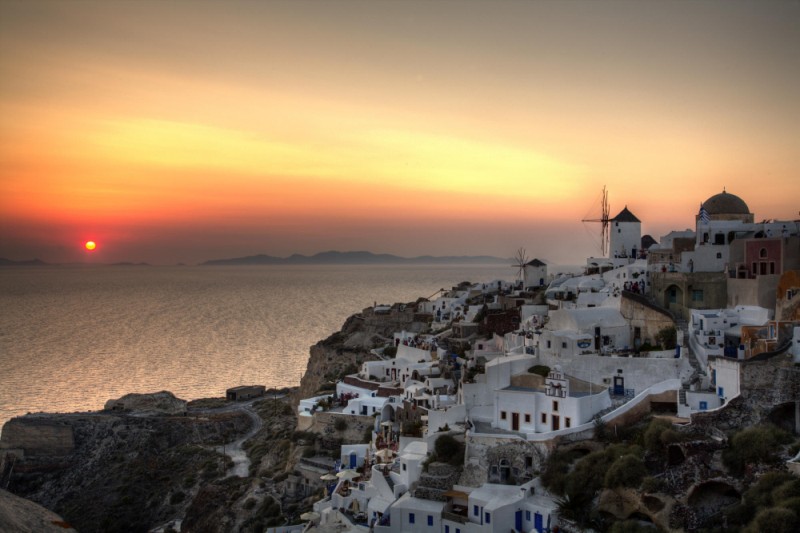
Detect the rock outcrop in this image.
<box><xmin>104</xmin><ymin>390</ymin><xmax>188</xmax><ymax>415</ymax></box>
<box><xmin>0</xmin><ymin>488</ymin><xmax>77</xmax><ymax>533</ymax></box>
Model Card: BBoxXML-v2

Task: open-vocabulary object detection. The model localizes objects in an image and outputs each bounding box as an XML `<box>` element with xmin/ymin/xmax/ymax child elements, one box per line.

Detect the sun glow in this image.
<box><xmin>84</xmin><ymin>241</ymin><xmax>96</xmax><ymax>251</ymax></box>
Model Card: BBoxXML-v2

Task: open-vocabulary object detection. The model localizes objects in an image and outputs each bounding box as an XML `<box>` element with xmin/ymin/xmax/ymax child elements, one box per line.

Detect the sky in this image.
<box><xmin>1</xmin><ymin>0</ymin><xmax>798</xmax><ymax>265</ymax></box>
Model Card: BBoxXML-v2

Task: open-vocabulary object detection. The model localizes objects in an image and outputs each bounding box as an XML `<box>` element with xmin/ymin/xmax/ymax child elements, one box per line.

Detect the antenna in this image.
<box><xmin>581</xmin><ymin>186</ymin><xmax>610</xmax><ymax>256</ymax></box>
<box><xmin>511</xmin><ymin>248</ymin><xmax>529</xmax><ymax>286</ymax></box>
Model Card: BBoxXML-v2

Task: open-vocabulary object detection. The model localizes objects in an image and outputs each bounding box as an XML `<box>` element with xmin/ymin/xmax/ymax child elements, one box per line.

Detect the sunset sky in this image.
<box><xmin>1</xmin><ymin>0</ymin><xmax>798</xmax><ymax>265</ymax></box>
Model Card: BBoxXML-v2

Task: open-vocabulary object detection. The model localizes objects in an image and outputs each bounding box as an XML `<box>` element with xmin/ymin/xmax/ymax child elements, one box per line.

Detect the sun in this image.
<box><xmin>85</xmin><ymin>241</ymin><xmax>97</xmax><ymax>251</ymax></box>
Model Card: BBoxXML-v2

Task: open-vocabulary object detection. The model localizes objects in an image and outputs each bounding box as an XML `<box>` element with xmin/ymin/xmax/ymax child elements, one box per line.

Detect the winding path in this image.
<box><xmin>213</xmin><ymin>402</ymin><xmax>263</xmax><ymax>478</ymax></box>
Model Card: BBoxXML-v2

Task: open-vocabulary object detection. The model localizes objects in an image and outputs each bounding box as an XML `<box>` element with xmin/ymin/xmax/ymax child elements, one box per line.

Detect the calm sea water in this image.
<box><xmin>0</xmin><ymin>264</ymin><xmax>511</xmax><ymax>431</ymax></box>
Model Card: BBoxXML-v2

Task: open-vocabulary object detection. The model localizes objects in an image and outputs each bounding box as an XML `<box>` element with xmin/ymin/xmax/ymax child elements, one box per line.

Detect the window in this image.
<box><xmin>428</xmin><ymin>515</ymin><xmax>433</xmax><ymax>526</ymax></box>
<box><xmin>561</xmin><ymin>342</ymin><xmax>567</xmax><ymax>349</ymax></box>
<box><xmin>485</xmin><ymin>512</ymin><xmax>491</xmax><ymax>524</ymax></box>
<box><xmin>541</xmin><ymin>413</ymin><xmax>547</xmax><ymax>424</ymax></box>
<box><xmin>525</xmin><ymin>456</ymin><xmax>533</xmax><ymax>468</ymax></box>
<box><xmin>445</xmin><ymin>527</ymin><xmax>450</xmax><ymax>533</ymax></box>
<box><xmin>565</xmin><ymin>417</ymin><xmax>571</xmax><ymax>428</ymax></box>
<box><xmin>409</xmin><ymin>513</ymin><xmax>415</xmax><ymax>524</ymax></box>
<box><xmin>692</xmin><ymin>290</ymin><xmax>703</xmax><ymax>302</ymax></box>
<box><xmin>760</xmin><ymin>248</ymin><xmax>768</xmax><ymax>258</ymax></box>
<box><xmin>473</xmin><ymin>505</ymin><xmax>479</xmax><ymax>517</ymax></box>
<box><xmin>526</xmin><ymin>510</ymin><xmax>531</xmax><ymax>521</ymax></box>
<box><xmin>717</xmin><ymin>386</ymin><xmax>724</xmax><ymax>397</ymax></box>
<box><xmin>770</xmin><ymin>262</ymin><xmax>775</xmax><ymax>274</ymax></box>
<box><xmin>501</xmin><ymin>411</ymin><xmax>507</xmax><ymax>420</ymax></box>
<box><xmin>716</xmin><ymin>252</ymin><xmax>722</xmax><ymax>259</ymax></box>
<box><xmin>524</xmin><ymin>413</ymin><xmax>531</xmax><ymax>423</ymax></box>
<box><xmin>546</xmin><ymin>340</ymin><xmax>551</xmax><ymax>348</ymax></box>
<box><xmin>552</xmin><ymin>401</ymin><xmax>559</xmax><ymax>412</ymax></box>
<box><xmin>402</xmin><ymin>463</ymin><xmax>406</xmax><ymax>471</ymax></box>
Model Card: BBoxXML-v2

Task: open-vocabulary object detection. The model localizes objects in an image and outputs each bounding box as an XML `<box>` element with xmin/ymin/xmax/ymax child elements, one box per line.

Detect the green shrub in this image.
<box><xmin>744</xmin><ymin>507</ymin><xmax>800</xmax><ymax>533</ymax></box>
<box><xmin>383</xmin><ymin>346</ymin><xmax>397</xmax><ymax>357</ymax></box>
<box><xmin>643</xmin><ymin>418</ymin><xmax>678</xmax><ymax>454</ymax></box>
<box><xmin>604</xmin><ymin>455</ymin><xmax>647</xmax><ymax>489</ymax></box>
<box><xmin>723</xmin><ymin>425</ymin><xmax>793</xmax><ymax>476</ymax></box>
<box><xmin>641</xmin><ymin>476</ymin><xmax>666</xmax><ymax>493</ymax></box>
<box><xmin>334</xmin><ymin>418</ymin><xmax>348</xmax><ymax>431</ymax></box>
<box><xmin>434</xmin><ymin>434</ymin><xmax>465</xmax><ymax>467</ymax></box>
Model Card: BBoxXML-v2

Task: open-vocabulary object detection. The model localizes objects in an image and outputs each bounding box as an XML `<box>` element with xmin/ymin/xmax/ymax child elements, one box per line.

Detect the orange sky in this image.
<box><xmin>1</xmin><ymin>0</ymin><xmax>798</xmax><ymax>265</ymax></box>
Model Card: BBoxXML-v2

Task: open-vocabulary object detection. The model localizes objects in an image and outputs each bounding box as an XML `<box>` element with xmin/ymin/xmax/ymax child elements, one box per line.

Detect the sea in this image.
<box><xmin>0</xmin><ymin>263</ymin><xmax>513</xmax><ymax>433</ymax></box>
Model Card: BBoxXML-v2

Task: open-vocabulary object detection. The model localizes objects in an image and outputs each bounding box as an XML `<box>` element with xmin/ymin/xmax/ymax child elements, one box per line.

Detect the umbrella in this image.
<box><xmin>320</xmin><ymin>473</ymin><xmax>338</xmax><ymax>481</ymax></box>
<box><xmin>336</xmin><ymin>469</ymin><xmax>360</xmax><ymax>481</ymax></box>
<box><xmin>300</xmin><ymin>511</ymin><xmax>320</xmax><ymax>522</ymax></box>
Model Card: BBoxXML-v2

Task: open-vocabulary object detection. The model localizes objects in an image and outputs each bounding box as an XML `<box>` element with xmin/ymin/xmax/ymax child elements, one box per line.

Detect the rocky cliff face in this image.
<box><xmin>296</xmin><ymin>303</ymin><xmax>429</xmax><ymax>401</ymax></box>
<box><xmin>1</xmin><ymin>407</ymin><xmax>250</xmax><ymax>533</ymax></box>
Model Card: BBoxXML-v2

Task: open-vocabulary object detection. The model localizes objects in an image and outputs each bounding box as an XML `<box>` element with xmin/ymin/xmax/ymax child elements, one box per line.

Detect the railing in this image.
<box><xmin>442</xmin><ymin>510</ymin><xmax>469</xmax><ymax>524</ymax></box>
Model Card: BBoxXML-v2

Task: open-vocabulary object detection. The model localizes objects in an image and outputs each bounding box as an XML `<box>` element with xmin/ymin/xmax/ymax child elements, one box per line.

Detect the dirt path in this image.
<box><xmin>214</xmin><ymin>403</ymin><xmax>263</xmax><ymax>478</ymax></box>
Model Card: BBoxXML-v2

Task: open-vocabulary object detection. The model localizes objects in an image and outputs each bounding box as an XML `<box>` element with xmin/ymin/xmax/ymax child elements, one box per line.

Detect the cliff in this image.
<box><xmin>296</xmin><ymin>302</ymin><xmax>429</xmax><ymax>401</ymax></box>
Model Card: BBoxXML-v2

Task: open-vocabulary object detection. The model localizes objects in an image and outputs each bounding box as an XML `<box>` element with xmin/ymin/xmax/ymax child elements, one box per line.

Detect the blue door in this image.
<box><xmin>613</xmin><ymin>376</ymin><xmax>624</xmax><ymax>396</ymax></box>
<box><xmin>349</xmin><ymin>452</ymin><xmax>357</xmax><ymax>468</ymax></box>
<box><xmin>515</xmin><ymin>510</ymin><xmax>522</xmax><ymax>531</ymax></box>
<box><xmin>534</xmin><ymin>512</ymin><xmax>543</xmax><ymax>533</ymax></box>
<box><xmin>699</xmin><ymin>401</ymin><xmax>707</xmax><ymax>411</ymax></box>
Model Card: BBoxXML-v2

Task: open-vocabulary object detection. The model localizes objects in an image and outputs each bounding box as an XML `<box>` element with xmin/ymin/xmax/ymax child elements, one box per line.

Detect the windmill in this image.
<box><xmin>512</xmin><ymin>247</ymin><xmax>529</xmax><ymax>287</ymax></box>
<box><xmin>582</xmin><ymin>186</ymin><xmax>610</xmax><ymax>256</ymax></box>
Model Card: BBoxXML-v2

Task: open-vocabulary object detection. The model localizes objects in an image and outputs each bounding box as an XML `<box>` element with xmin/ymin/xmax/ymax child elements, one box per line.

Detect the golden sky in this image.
<box><xmin>1</xmin><ymin>0</ymin><xmax>798</xmax><ymax>264</ymax></box>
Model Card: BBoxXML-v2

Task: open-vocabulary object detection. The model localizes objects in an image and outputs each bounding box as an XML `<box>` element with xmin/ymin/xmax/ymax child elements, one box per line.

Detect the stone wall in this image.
<box><xmin>690</xmin><ymin>357</ymin><xmax>800</xmax><ymax>433</ymax></box>
<box><xmin>620</xmin><ymin>292</ymin><xmax>674</xmax><ymax>347</ymax></box>
<box><xmin>463</xmin><ymin>434</ymin><xmax>550</xmax><ymax>487</ymax></box>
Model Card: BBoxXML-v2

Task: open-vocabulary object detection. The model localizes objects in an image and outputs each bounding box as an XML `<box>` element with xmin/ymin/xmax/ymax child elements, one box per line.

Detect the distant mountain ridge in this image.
<box><xmin>0</xmin><ymin>258</ymin><xmax>49</xmax><ymax>266</ymax></box>
<box><xmin>201</xmin><ymin>250</ymin><xmax>511</xmax><ymax>266</ymax></box>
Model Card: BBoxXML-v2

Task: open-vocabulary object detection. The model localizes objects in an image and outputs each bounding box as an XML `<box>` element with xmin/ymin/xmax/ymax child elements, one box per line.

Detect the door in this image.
<box><xmin>534</xmin><ymin>512</ymin><xmax>543</xmax><ymax>533</ymax></box>
<box><xmin>349</xmin><ymin>452</ymin><xmax>357</xmax><ymax>469</ymax></box>
<box><xmin>613</xmin><ymin>376</ymin><xmax>624</xmax><ymax>396</ymax></box>
<box><xmin>552</xmin><ymin>415</ymin><xmax>560</xmax><ymax>431</ymax></box>
<box><xmin>515</xmin><ymin>510</ymin><xmax>522</xmax><ymax>532</ymax></box>
<box><xmin>512</xmin><ymin>412</ymin><xmax>519</xmax><ymax>431</ymax></box>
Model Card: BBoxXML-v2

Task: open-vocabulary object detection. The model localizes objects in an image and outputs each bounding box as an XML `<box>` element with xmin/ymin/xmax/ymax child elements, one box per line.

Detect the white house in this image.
<box><xmin>539</xmin><ymin>306</ymin><xmax>631</xmax><ymax>356</ymax></box>
<box><xmin>494</xmin><ymin>366</ymin><xmax>611</xmax><ymax>433</ymax></box>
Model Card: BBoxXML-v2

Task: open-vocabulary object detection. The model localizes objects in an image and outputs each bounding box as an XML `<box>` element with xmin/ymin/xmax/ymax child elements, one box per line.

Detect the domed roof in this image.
<box><xmin>703</xmin><ymin>190</ymin><xmax>750</xmax><ymax>215</ymax></box>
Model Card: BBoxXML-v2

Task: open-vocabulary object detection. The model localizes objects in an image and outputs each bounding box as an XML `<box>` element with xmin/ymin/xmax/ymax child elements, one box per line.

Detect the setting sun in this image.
<box><xmin>85</xmin><ymin>241</ymin><xmax>96</xmax><ymax>251</ymax></box>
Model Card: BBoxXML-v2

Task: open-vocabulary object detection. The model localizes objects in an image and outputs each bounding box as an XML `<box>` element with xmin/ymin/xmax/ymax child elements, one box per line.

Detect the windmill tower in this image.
<box><xmin>512</xmin><ymin>248</ymin><xmax>529</xmax><ymax>287</ymax></box>
<box><xmin>582</xmin><ymin>186</ymin><xmax>610</xmax><ymax>256</ymax></box>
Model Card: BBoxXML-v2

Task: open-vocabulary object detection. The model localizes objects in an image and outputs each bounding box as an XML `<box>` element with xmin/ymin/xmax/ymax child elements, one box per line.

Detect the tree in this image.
<box><xmin>655</xmin><ymin>326</ymin><xmax>677</xmax><ymax>350</ymax></box>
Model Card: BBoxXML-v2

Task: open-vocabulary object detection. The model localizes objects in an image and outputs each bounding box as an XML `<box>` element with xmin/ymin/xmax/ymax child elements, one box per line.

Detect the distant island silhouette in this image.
<box><xmin>201</xmin><ymin>250</ymin><xmax>513</xmax><ymax>266</ymax></box>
